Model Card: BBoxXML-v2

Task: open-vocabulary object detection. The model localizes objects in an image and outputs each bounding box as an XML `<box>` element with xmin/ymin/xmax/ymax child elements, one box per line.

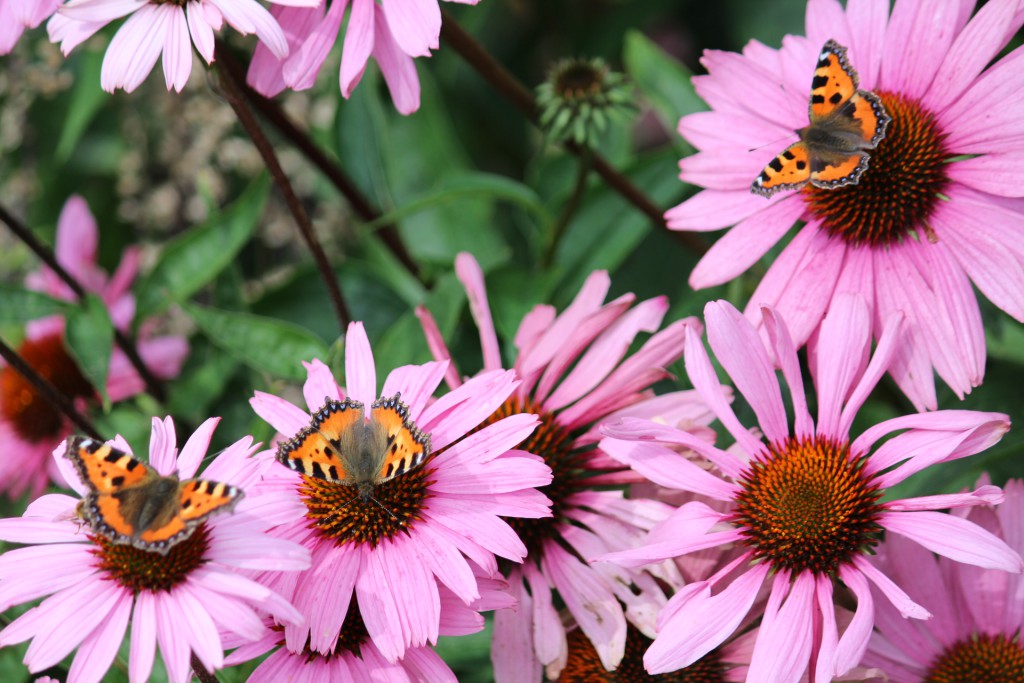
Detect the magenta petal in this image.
<box><xmin>176</xmin><ymin>417</ymin><xmax>219</xmax><ymax>479</ymax></box>
<box><xmin>599</xmin><ymin>435</ymin><xmax>737</xmax><ymax>500</ymax></box>
<box><xmin>814</xmin><ymin>293</ymin><xmax>870</xmax><ymax>438</ymax></box>
<box><xmin>418</xmin><ymin>369</ymin><xmax>518</xmax><ymax>451</ymax></box>
<box><xmin>250</xmin><ymin>391</ymin><xmax>310</xmax><ymax>437</ymax></box>
<box><xmin>380</xmin><ymin>361</ymin><xmax>448</xmax><ymax>424</ymax></box>
<box><xmin>455</xmin><ymin>253</ymin><xmax>503</xmax><ymax>373</ymax></box>
<box><xmin>301</xmin><ymin>358</ymin><xmax>342</xmax><ymax>412</ymax></box>
<box><xmin>645</xmin><ymin>563</ymin><xmax>769</xmax><ymax>674</ymax></box>
<box><xmin>338</xmin><ymin>0</ymin><xmax>373</xmax><ymax>96</ymax></box>
<box><xmin>812</xmin><ymin>573</ymin><xmax>839</xmax><ymax>683</ymax></box>
<box><xmin>880</xmin><ymin>510</ymin><xmax>1024</xmax><ymax>572</ymax></box>
<box><xmin>412</xmin><ymin>523</ymin><xmax>478</xmax><ymax>604</ymax></box>
<box><xmin>879</xmin><ymin>0</ymin><xmax>959</xmax><ymax>99</ymax></box>
<box><xmin>371</xmin><ymin>4</ymin><xmax>421</xmax><ymax>115</ymax></box>
<box><xmin>54</xmin><ymin>196</ymin><xmax>98</xmax><ymax>281</ymax></box>
<box><xmin>492</xmin><ymin>571</ymin><xmax>543</xmax><ymax>683</ymax></box>
<box><xmin>415</xmin><ymin>305</ymin><xmax>462</xmax><ymax>390</ymax></box>
<box><xmin>130</xmin><ymin>592</ymin><xmax>158</xmax><ymax>683</ymax></box>
<box><xmin>666</xmin><ymin>189</ymin><xmax>776</xmax><ymax>233</ymax></box>
<box><xmin>760</xmin><ymin>305</ymin><xmax>814</xmax><ymax>437</ymax></box>
<box><xmin>302</xmin><ymin>548</ymin><xmax>356</xmax><ymax>654</ymax></box>
<box><xmin>835</xmin><ymin>565</ymin><xmax>874</xmax><ymax>676</ymax></box>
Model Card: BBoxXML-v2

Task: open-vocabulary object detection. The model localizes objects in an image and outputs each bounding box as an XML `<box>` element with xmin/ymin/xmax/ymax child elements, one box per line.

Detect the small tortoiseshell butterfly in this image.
<box><xmin>65</xmin><ymin>436</ymin><xmax>243</xmax><ymax>555</ymax></box>
<box><xmin>276</xmin><ymin>393</ymin><xmax>431</xmax><ymax>502</ymax></box>
<box><xmin>751</xmin><ymin>39</ymin><xmax>891</xmax><ymax>197</ymax></box>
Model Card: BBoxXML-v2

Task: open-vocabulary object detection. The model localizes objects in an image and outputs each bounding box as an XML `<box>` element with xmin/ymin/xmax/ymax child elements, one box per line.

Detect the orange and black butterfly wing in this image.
<box><xmin>277</xmin><ymin>398</ymin><xmax>364</xmax><ymax>481</ymax></box>
<box><xmin>65</xmin><ymin>436</ymin><xmax>153</xmax><ymax>494</ymax></box>
<box><xmin>370</xmin><ymin>394</ymin><xmax>431</xmax><ymax>483</ymax></box>
<box><xmin>128</xmin><ymin>479</ymin><xmax>244</xmax><ymax>553</ymax></box>
<box><xmin>809</xmin><ymin>39</ymin><xmax>858</xmax><ymax>120</ymax></box>
<box><xmin>809</xmin><ymin>151</ymin><xmax>870</xmax><ymax>190</ymax></box>
<box><xmin>751</xmin><ymin>142</ymin><xmax>812</xmax><ymax>197</ymax></box>
<box><xmin>847</xmin><ymin>90</ymin><xmax>890</xmax><ymax>148</ymax></box>
<box><xmin>65</xmin><ymin>436</ymin><xmax>158</xmax><ymax>544</ymax></box>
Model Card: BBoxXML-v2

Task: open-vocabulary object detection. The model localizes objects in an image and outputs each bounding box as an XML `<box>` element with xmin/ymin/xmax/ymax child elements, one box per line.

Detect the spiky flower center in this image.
<box><xmin>805</xmin><ymin>92</ymin><xmax>949</xmax><ymax>246</ymax></box>
<box><xmin>299</xmin><ymin>465</ymin><xmax>431</xmax><ymax>548</ymax></box>
<box><xmin>558</xmin><ymin>626</ymin><xmax>725</xmax><ymax>682</ymax></box>
<box><xmin>479</xmin><ymin>396</ymin><xmax>582</xmax><ymax>559</ymax></box>
<box><xmin>925</xmin><ymin>633</ymin><xmax>1024</xmax><ymax>683</ymax></box>
<box><xmin>733</xmin><ymin>437</ymin><xmax>884</xmax><ymax>574</ymax></box>
<box><xmin>0</xmin><ymin>334</ymin><xmax>94</xmax><ymax>442</ymax></box>
<box><xmin>91</xmin><ymin>525</ymin><xmax>209</xmax><ymax>593</ymax></box>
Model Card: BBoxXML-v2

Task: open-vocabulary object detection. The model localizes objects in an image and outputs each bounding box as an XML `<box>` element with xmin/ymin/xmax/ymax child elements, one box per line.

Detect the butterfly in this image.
<box><xmin>751</xmin><ymin>39</ymin><xmax>891</xmax><ymax>197</ymax></box>
<box><xmin>276</xmin><ymin>393</ymin><xmax>431</xmax><ymax>503</ymax></box>
<box><xmin>64</xmin><ymin>436</ymin><xmax>243</xmax><ymax>555</ymax></box>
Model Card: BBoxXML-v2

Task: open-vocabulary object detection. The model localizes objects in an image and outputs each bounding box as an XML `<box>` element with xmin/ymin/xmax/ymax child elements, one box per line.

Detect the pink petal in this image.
<box><xmin>645</xmin><ymin>563</ymin><xmax>769</xmax><ymax>673</ymax></box>
<box><xmin>154</xmin><ymin>593</ymin><xmax>191</xmax><ymax>683</ymax></box>
<box><xmin>852</xmin><ymin>555</ymin><xmax>930</xmax><ymax>619</ymax></box>
<box><xmin>55</xmin><ymin>196</ymin><xmax>98</xmax><ymax>283</ymax></box>
<box><xmin>162</xmin><ymin>5</ymin><xmax>192</xmax><ymax>91</ymax></box>
<box><xmin>186</xmin><ymin>2</ymin><xmax>215</xmax><ymax>63</ymax></box>
<box><xmin>835</xmin><ymin>565</ymin><xmax>875</xmax><ymax>675</ymax></box>
<box><xmin>880</xmin><ymin>510</ymin><xmax>1024</xmax><ymax>572</ymax></box>
<box><xmin>211</xmin><ymin>0</ymin><xmax>287</xmax><ymax>58</ymax></box>
<box><xmin>301</xmin><ymin>358</ymin><xmax>342</xmax><ymax>413</ymax></box>
<box><xmin>814</xmin><ymin>293</ymin><xmax>871</xmax><ymax>438</ymax></box>
<box><xmin>379</xmin><ymin>0</ymin><xmax>439</xmax><ymax>58</ymax></box>
<box><xmin>689</xmin><ymin>196</ymin><xmax>804</xmax><ymax>288</ymax></box>
<box><xmin>250</xmin><ymin>391</ymin><xmax>310</xmax><ymax>437</ymax></box>
<box><xmin>100</xmin><ymin>5</ymin><xmax>169</xmax><ymax>92</ymax></box>
<box><xmin>760</xmin><ymin>305</ymin><xmax>813</xmax><ymax>438</ymax></box>
<box><xmin>940</xmin><ymin>45</ymin><xmax>1024</xmax><ymax>153</ymax></box>
<box><xmin>879</xmin><ymin>0</ymin><xmax>960</xmax><ymax>100</ymax></box>
<box><xmin>455</xmin><ymin>252</ymin><xmax>502</xmax><ymax>373</ymax></box>
<box><xmin>415</xmin><ymin>305</ymin><xmax>462</xmax><ymax>389</ymax></box>
<box><xmin>339</xmin><ymin>0</ymin><xmax>373</xmax><ymax>96</ymax></box>
<box><xmin>176</xmin><ymin>417</ymin><xmax>219</xmax><ymax>479</ymax></box>
<box><xmin>844</xmin><ymin>0</ymin><xmax>888</xmax><ymax>88</ymax></box>
<box><xmin>666</xmin><ymin>189</ymin><xmax>777</xmax><ymax>233</ymax></box>
<box><xmin>68</xmin><ymin>589</ymin><xmax>132</xmax><ymax>683</ymax></box>
<box><xmin>344</xmin><ymin>320</ymin><xmax>377</xmax><ymax>409</ymax></box>
<box><xmin>599</xmin><ymin>435</ymin><xmax>736</xmax><ymax>500</ymax></box>
<box><xmin>380</xmin><ymin>361</ymin><xmax>448</xmax><ymax>424</ymax></box>
<box><xmin>148</xmin><ymin>415</ymin><xmax>177</xmax><ymax>476</ymax></box>
<box><xmin>748</xmin><ymin>571</ymin><xmax>815</xmax><ymax>683</ymax></box>
<box><xmin>491</xmin><ymin>573</ymin><xmax>542</xmax><ymax>683</ymax></box>
<box><xmin>417</xmin><ymin>369</ymin><xmax>518</xmax><ymax>451</ymax></box>
<box><xmin>412</xmin><ymin>523</ymin><xmax>478</xmax><ymax>604</ymax></box>
<box><xmin>706</xmin><ymin>301</ymin><xmax>788</xmax><ymax>443</ymax></box>
<box><xmin>130</xmin><ymin>592</ymin><xmax>158</xmax><ymax>683</ymax></box>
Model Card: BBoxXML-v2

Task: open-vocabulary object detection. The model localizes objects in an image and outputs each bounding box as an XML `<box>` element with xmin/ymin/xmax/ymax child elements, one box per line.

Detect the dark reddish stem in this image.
<box><xmin>0</xmin><ymin>203</ymin><xmax>169</xmax><ymax>401</ymax></box>
<box><xmin>439</xmin><ymin>11</ymin><xmax>708</xmax><ymax>255</ymax></box>
<box><xmin>191</xmin><ymin>654</ymin><xmax>220</xmax><ymax>683</ymax></box>
<box><xmin>214</xmin><ymin>42</ymin><xmax>422</xmax><ymax>280</ymax></box>
<box><xmin>214</xmin><ymin>47</ymin><xmax>351</xmax><ymax>334</ymax></box>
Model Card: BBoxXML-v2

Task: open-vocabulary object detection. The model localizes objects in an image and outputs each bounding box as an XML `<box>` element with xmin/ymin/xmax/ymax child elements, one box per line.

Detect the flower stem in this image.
<box><xmin>213</xmin><ymin>47</ymin><xmax>351</xmax><ymax>335</ymax></box>
<box><xmin>0</xmin><ymin>337</ymin><xmax>102</xmax><ymax>439</ymax></box>
<box><xmin>546</xmin><ymin>148</ymin><xmax>592</xmax><ymax>266</ymax></box>
<box><xmin>214</xmin><ymin>42</ymin><xmax>422</xmax><ymax>282</ymax></box>
<box><xmin>191</xmin><ymin>654</ymin><xmax>220</xmax><ymax>683</ymax></box>
<box><xmin>439</xmin><ymin>10</ymin><xmax>707</xmax><ymax>256</ymax></box>
<box><xmin>0</xmin><ymin>203</ymin><xmax>168</xmax><ymax>402</ymax></box>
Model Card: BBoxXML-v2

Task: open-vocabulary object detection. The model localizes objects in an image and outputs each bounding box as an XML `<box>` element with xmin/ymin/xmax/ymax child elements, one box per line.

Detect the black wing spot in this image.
<box><xmin>811</xmin><ymin>74</ymin><xmax>829</xmax><ymax>89</ymax></box>
<box><xmin>796</xmin><ymin>160</ymin><xmax>807</xmax><ymax>170</ymax></box>
<box><xmin>829</xmin><ymin>92</ymin><xmax>843</xmax><ymax>105</ymax></box>
<box><xmin>768</xmin><ymin>157</ymin><xmax>784</xmax><ymax>172</ymax></box>
<box><xmin>811</xmin><ymin>94</ymin><xmax>826</xmax><ymax>105</ymax></box>
<box><xmin>110</xmin><ymin>476</ymin><xmax>124</xmax><ymax>487</ymax></box>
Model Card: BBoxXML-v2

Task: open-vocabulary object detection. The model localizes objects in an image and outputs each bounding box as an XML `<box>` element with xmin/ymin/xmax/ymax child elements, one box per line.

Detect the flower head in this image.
<box><xmin>600</xmin><ymin>295</ymin><xmax>1022</xmax><ymax>681</ymax></box>
<box><xmin>0</xmin><ymin>196</ymin><xmax>187</xmax><ymax>499</ymax></box>
<box><xmin>0</xmin><ymin>0</ymin><xmax>59</xmax><ymax>54</ymax></box>
<box><xmin>0</xmin><ymin>416</ymin><xmax>309</xmax><ymax>683</ymax></box>
<box><xmin>417</xmin><ymin>253</ymin><xmax>714</xmax><ymax>680</ymax></box>
<box><xmin>862</xmin><ymin>478</ymin><xmax>1024</xmax><ymax>681</ymax></box>
<box><xmin>668</xmin><ymin>0</ymin><xmax>1024</xmax><ymax>409</ymax></box>
<box><xmin>249</xmin><ymin>320</ymin><xmax>552</xmax><ymax>663</ymax></box>
<box><xmin>48</xmin><ymin>0</ymin><xmax>318</xmax><ymax>93</ymax></box>
<box><xmin>536</xmin><ymin>57</ymin><xmax>637</xmax><ymax>147</ymax></box>
<box><xmin>247</xmin><ymin>0</ymin><xmax>481</xmax><ymax>114</ymax></box>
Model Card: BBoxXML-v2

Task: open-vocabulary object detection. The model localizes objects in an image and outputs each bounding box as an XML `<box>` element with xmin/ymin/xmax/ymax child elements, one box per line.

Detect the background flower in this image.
<box><xmin>600</xmin><ymin>295</ymin><xmax>1022</xmax><ymax>681</ymax></box>
<box><xmin>667</xmin><ymin>0</ymin><xmax>1024</xmax><ymax>410</ymax></box>
<box><xmin>0</xmin><ymin>416</ymin><xmax>309</xmax><ymax>683</ymax></box>
<box><xmin>0</xmin><ymin>0</ymin><xmax>59</xmax><ymax>54</ymax></box>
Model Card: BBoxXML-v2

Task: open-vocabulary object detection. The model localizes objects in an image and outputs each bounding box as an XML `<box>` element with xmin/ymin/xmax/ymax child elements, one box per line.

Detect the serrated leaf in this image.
<box><xmin>135</xmin><ymin>176</ymin><xmax>269</xmax><ymax>320</ymax></box>
<box><xmin>65</xmin><ymin>293</ymin><xmax>114</xmax><ymax>404</ymax></box>
<box><xmin>623</xmin><ymin>29</ymin><xmax>706</xmax><ymax>135</ymax></box>
<box><xmin>0</xmin><ymin>284</ymin><xmax>73</xmax><ymax>323</ymax></box>
<box><xmin>184</xmin><ymin>303</ymin><xmax>329</xmax><ymax>380</ymax></box>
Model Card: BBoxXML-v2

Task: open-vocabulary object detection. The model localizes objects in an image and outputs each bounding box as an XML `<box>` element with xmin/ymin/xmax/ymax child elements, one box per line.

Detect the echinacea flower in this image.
<box><xmin>247</xmin><ymin>0</ymin><xmax>480</xmax><ymax>114</ymax></box>
<box><xmin>0</xmin><ymin>196</ymin><xmax>187</xmax><ymax>499</ymax></box>
<box><xmin>417</xmin><ymin>253</ymin><xmax>714</xmax><ymax>681</ymax></box>
<box><xmin>226</xmin><ymin>570</ymin><xmax>515</xmax><ymax>681</ymax></box>
<box><xmin>861</xmin><ymin>478</ymin><xmax>1024</xmax><ymax>681</ymax></box>
<box><xmin>0</xmin><ymin>416</ymin><xmax>310</xmax><ymax>683</ymax></box>
<box><xmin>668</xmin><ymin>0</ymin><xmax>1024</xmax><ymax>410</ymax></box>
<box><xmin>48</xmin><ymin>0</ymin><xmax>319</xmax><ymax>93</ymax></box>
<box><xmin>599</xmin><ymin>295</ymin><xmax>1022</xmax><ymax>681</ymax></box>
<box><xmin>0</xmin><ymin>0</ymin><xmax>59</xmax><ymax>54</ymax></box>
<box><xmin>249</xmin><ymin>320</ymin><xmax>552</xmax><ymax>663</ymax></box>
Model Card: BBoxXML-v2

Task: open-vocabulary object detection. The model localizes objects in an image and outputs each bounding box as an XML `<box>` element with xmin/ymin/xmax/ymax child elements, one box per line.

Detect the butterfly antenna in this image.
<box><xmin>367</xmin><ymin>495</ymin><xmax>399</xmax><ymax>522</ymax></box>
<box><xmin>748</xmin><ymin>134</ymin><xmax>797</xmax><ymax>154</ymax></box>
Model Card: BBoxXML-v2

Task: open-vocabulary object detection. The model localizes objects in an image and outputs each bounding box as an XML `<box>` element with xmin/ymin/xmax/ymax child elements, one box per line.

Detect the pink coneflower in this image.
<box><xmin>226</xmin><ymin>571</ymin><xmax>514</xmax><ymax>681</ymax></box>
<box><xmin>861</xmin><ymin>478</ymin><xmax>1024</xmax><ymax>681</ymax></box>
<box><xmin>246</xmin><ymin>0</ymin><xmax>480</xmax><ymax>114</ymax></box>
<box><xmin>668</xmin><ymin>0</ymin><xmax>1024</xmax><ymax>410</ymax></box>
<box><xmin>599</xmin><ymin>295</ymin><xmax>1023</xmax><ymax>681</ymax></box>
<box><xmin>249</xmin><ymin>320</ymin><xmax>552</xmax><ymax>663</ymax></box>
<box><xmin>0</xmin><ymin>196</ymin><xmax>187</xmax><ymax>499</ymax></box>
<box><xmin>0</xmin><ymin>416</ymin><xmax>310</xmax><ymax>683</ymax></box>
<box><xmin>47</xmin><ymin>0</ymin><xmax>319</xmax><ymax>93</ymax></box>
<box><xmin>0</xmin><ymin>0</ymin><xmax>59</xmax><ymax>53</ymax></box>
<box><xmin>416</xmin><ymin>253</ymin><xmax>714</xmax><ymax>680</ymax></box>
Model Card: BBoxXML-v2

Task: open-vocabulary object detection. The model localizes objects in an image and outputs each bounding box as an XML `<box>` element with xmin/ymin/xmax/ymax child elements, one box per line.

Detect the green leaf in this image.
<box><xmin>183</xmin><ymin>303</ymin><xmax>329</xmax><ymax>380</ymax></box>
<box><xmin>0</xmin><ymin>284</ymin><xmax>73</xmax><ymax>323</ymax></box>
<box><xmin>65</xmin><ymin>293</ymin><xmax>114</xmax><ymax>405</ymax></box>
<box><xmin>55</xmin><ymin>48</ymin><xmax>107</xmax><ymax>163</ymax></box>
<box><xmin>135</xmin><ymin>176</ymin><xmax>269</xmax><ymax>319</ymax></box>
<box><xmin>623</xmin><ymin>29</ymin><xmax>706</xmax><ymax>136</ymax></box>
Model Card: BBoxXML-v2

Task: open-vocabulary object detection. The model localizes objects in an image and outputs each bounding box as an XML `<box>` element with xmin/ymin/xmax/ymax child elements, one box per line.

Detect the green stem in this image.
<box><xmin>545</xmin><ymin>148</ymin><xmax>592</xmax><ymax>267</ymax></box>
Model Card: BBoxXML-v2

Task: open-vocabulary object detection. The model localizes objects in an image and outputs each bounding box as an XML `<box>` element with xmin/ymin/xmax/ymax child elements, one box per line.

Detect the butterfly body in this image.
<box><xmin>751</xmin><ymin>39</ymin><xmax>891</xmax><ymax>197</ymax></box>
<box><xmin>276</xmin><ymin>393</ymin><xmax>430</xmax><ymax>501</ymax></box>
<box><xmin>65</xmin><ymin>436</ymin><xmax>243</xmax><ymax>555</ymax></box>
